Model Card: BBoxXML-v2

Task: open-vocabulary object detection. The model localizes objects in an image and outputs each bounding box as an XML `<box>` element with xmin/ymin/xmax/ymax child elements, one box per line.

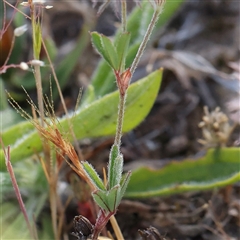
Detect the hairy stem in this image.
<box><xmin>130</xmin><ymin>8</ymin><xmax>160</xmax><ymax>75</ymax></box>
<box><xmin>92</xmin><ymin>211</ymin><xmax>115</xmax><ymax>240</ymax></box>
<box><xmin>114</xmin><ymin>93</ymin><xmax>126</xmax><ymax>147</ymax></box>
<box><xmin>121</xmin><ymin>0</ymin><xmax>127</xmax><ymax>33</ymax></box>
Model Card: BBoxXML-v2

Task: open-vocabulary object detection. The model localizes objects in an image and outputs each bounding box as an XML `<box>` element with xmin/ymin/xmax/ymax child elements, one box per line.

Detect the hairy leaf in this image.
<box><xmin>125</xmin><ymin>148</ymin><xmax>240</xmax><ymax>198</ymax></box>
<box><xmin>120</xmin><ymin>171</ymin><xmax>131</xmax><ymax>199</ymax></box>
<box><xmin>92</xmin><ymin>190</ymin><xmax>110</xmax><ymax>213</ymax></box>
<box><xmin>108</xmin><ymin>144</ymin><xmax>119</xmax><ymax>189</ymax></box>
<box><xmin>83</xmin><ymin>0</ymin><xmax>184</xmax><ymax>101</ymax></box>
<box><xmin>115</xmin><ymin>32</ymin><xmax>131</xmax><ymax>71</ymax></box>
<box><xmin>0</xmin><ymin>70</ymin><xmax>162</xmax><ymax>169</ymax></box>
<box><xmin>91</xmin><ymin>32</ymin><xmax>118</xmax><ymax>70</ymax></box>
<box><xmin>82</xmin><ymin>161</ymin><xmax>106</xmax><ymax>191</ymax></box>
<box><xmin>107</xmin><ymin>185</ymin><xmax>120</xmax><ymax>212</ymax></box>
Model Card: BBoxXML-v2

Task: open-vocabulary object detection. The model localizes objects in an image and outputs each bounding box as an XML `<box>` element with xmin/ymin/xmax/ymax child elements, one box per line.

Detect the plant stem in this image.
<box><xmin>92</xmin><ymin>211</ymin><xmax>114</xmax><ymax>240</ymax></box>
<box><xmin>49</xmin><ymin>179</ymin><xmax>58</xmax><ymax>239</ymax></box>
<box><xmin>41</xmin><ymin>39</ymin><xmax>85</xmax><ymax>161</ymax></box>
<box><xmin>31</xmin><ymin>5</ymin><xmax>60</xmax><ymax>239</ymax></box>
<box><xmin>110</xmin><ymin>215</ymin><xmax>124</xmax><ymax>240</ymax></box>
<box><xmin>34</xmin><ymin>65</ymin><xmax>44</xmax><ymax>126</ymax></box>
<box><xmin>31</xmin><ymin>5</ymin><xmax>44</xmax><ymax>127</ymax></box>
<box><xmin>114</xmin><ymin>93</ymin><xmax>126</xmax><ymax>147</ymax></box>
<box><xmin>130</xmin><ymin>8</ymin><xmax>160</xmax><ymax>76</ymax></box>
<box><xmin>121</xmin><ymin>0</ymin><xmax>127</xmax><ymax>33</ymax></box>
<box><xmin>0</xmin><ymin>141</ymin><xmax>37</xmax><ymax>240</ymax></box>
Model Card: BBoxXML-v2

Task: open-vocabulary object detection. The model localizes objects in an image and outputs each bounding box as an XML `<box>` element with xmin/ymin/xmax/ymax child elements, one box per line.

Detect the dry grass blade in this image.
<box><xmin>7</xmin><ymin>89</ymin><xmax>95</xmax><ymax>191</ymax></box>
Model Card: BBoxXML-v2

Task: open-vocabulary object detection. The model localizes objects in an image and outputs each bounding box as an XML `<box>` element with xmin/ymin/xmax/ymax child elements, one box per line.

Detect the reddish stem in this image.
<box><xmin>92</xmin><ymin>210</ymin><xmax>115</xmax><ymax>240</ymax></box>
<box><xmin>0</xmin><ymin>138</ymin><xmax>36</xmax><ymax>239</ymax></box>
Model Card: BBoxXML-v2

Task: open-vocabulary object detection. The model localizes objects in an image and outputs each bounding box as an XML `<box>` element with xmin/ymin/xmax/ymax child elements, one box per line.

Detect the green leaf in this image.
<box><xmin>38</xmin><ymin>214</ymin><xmax>55</xmax><ymax>239</ymax></box>
<box><xmin>113</xmin><ymin>172</ymin><xmax>132</xmax><ymax>209</ymax></box>
<box><xmin>0</xmin><ymin>121</ymin><xmax>35</xmax><ymax>146</ymax></box>
<box><xmin>1</xmin><ymin>199</ymin><xmax>52</xmax><ymax>239</ymax></box>
<box><xmin>1</xmin><ymin>192</ymin><xmax>47</xmax><ymax>239</ymax></box>
<box><xmin>1</xmin><ymin>159</ymin><xmax>48</xmax><ymax>196</ymax></box>
<box><xmin>0</xmin><ymin>158</ymin><xmax>49</xmax><ymax>238</ymax></box>
<box><xmin>107</xmin><ymin>185</ymin><xmax>120</xmax><ymax>212</ymax></box>
<box><xmin>92</xmin><ymin>190</ymin><xmax>110</xmax><ymax>213</ymax></box>
<box><xmin>82</xmin><ymin>0</ymin><xmax>184</xmax><ymax>102</ymax></box>
<box><xmin>125</xmin><ymin>148</ymin><xmax>240</xmax><ymax>198</ymax></box>
<box><xmin>0</xmin><ymin>172</ymin><xmax>13</xmax><ymax>194</ymax></box>
<box><xmin>0</xmin><ymin>108</ymin><xmax>23</xmax><ymax>130</ymax></box>
<box><xmin>108</xmin><ymin>154</ymin><xmax>123</xmax><ymax>189</ymax></box>
<box><xmin>82</xmin><ymin>162</ymin><xmax>106</xmax><ymax>191</ymax></box>
<box><xmin>119</xmin><ymin>171</ymin><xmax>131</xmax><ymax>199</ymax></box>
<box><xmin>0</xmin><ymin>69</ymin><xmax>162</xmax><ymax>169</ymax></box>
<box><xmin>0</xmin><ymin>202</ymin><xmax>19</xmax><ymax>222</ymax></box>
<box><xmin>91</xmin><ymin>32</ymin><xmax>118</xmax><ymax>70</ymax></box>
<box><xmin>115</xmin><ymin>32</ymin><xmax>131</xmax><ymax>71</ymax></box>
<box><xmin>82</xmin><ymin>84</ymin><xmax>95</xmax><ymax>107</ymax></box>
<box><xmin>125</xmin><ymin>42</ymin><xmax>140</xmax><ymax>69</ymax></box>
<box><xmin>108</xmin><ymin>145</ymin><xmax>119</xmax><ymax>188</ymax></box>
<box><xmin>1</xmin><ymin>213</ymin><xmax>31</xmax><ymax>239</ymax></box>
<box><xmin>115</xmin><ymin>155</ymin><xmax>124</xmax><ymax>186</ymax></box>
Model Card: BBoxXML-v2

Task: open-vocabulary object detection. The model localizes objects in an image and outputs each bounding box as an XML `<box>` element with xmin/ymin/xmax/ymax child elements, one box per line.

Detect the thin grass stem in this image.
<box><xmin>34</xmin><ymin>65</ymin><xmax>44</xmax><ymax>126</ymax></box>
<box><xmin>41</xmin><ymin>38</ymin><xmax>85</xmax><ymax>161</ymax></box>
